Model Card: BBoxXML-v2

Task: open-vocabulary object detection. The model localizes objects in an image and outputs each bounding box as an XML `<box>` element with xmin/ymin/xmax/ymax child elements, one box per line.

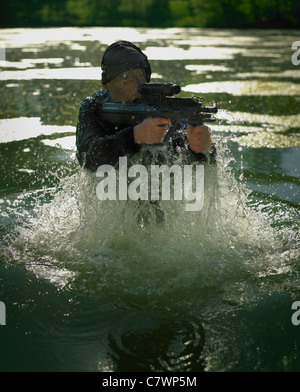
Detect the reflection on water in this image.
<box><xmin>1</xmin><ymin>67</ymin><xmax>101</xmax><ymax>81</ymax></box>
<box><xmin>214</xmin><ymin>111</ymin><xmax>300</xmax><ymax>149</ymax></box>
<box><xmin>183</xmin><ymin>80</ymin><xmax>300</xmax><ymax>95</ymax></box>
<box><xmin>0</xmin><ymin>117</ymin><xmax>74</xmax><ymax>143</ymax></box>
<box><xmin>0</xmin><ymin>27</ymin><xmax>299</xmax><ymax>372</ymax></box>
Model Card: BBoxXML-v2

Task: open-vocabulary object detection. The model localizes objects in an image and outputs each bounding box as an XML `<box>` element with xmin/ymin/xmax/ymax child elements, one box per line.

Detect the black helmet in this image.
<box><xmin>101</xmin><ymin>40</ymin><xmax>151</xmax><ymax>84</ymax></box>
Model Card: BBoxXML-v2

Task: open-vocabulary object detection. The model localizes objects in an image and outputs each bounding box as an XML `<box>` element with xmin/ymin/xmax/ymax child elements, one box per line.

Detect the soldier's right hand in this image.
<box><xmin>133</xmin><ymin>118</ymin><xmax>171</xmax><ymax>145</ymax></box>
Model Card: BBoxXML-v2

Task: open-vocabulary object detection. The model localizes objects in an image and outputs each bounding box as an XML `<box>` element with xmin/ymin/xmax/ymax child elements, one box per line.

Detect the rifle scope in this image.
<box><xmin>138</xmin><ymin>83</ymin><xmax>181</xmax><ymax>97</ymax></box>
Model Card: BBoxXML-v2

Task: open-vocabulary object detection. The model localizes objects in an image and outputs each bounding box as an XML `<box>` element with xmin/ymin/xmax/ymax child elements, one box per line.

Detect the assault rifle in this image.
<box><xmin>100</xmin><ymin>83</ymin><xmax>217</xmax><ymax>143</ymax></box>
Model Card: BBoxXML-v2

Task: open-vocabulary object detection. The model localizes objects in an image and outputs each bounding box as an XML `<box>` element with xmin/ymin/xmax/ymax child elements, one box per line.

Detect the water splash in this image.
<box><xmin>2</xmin><ymin>139</ymin><xmax>296</xmax><ymax>306</ymax></box>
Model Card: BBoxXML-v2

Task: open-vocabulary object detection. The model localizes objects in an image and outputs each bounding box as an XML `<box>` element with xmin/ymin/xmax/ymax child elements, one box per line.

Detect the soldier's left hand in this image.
<box><xmin>187</xmin><ymin>124</ymin><xmax>212</xmax><ymax>154</ymax></box>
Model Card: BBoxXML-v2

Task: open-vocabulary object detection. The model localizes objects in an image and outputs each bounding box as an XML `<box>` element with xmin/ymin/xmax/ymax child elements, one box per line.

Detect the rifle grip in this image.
<box><xmin>162</xmin><ymin>123</ymin><xmax>178</xmax><ymax>144</ymax></box>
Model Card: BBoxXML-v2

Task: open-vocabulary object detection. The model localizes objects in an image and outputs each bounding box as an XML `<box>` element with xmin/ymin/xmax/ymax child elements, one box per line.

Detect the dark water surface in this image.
<box><xmin>0</xmin><ymin>27</ymin><xmax>300</xmax><ymax>372</ymax></box>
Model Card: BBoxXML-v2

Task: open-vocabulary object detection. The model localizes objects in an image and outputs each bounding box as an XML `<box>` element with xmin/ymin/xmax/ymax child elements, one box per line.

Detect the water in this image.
<box><xmin>0</xmin><ymin>27</ymin><xmax>300</xmax><ymax>372</ymax></box>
